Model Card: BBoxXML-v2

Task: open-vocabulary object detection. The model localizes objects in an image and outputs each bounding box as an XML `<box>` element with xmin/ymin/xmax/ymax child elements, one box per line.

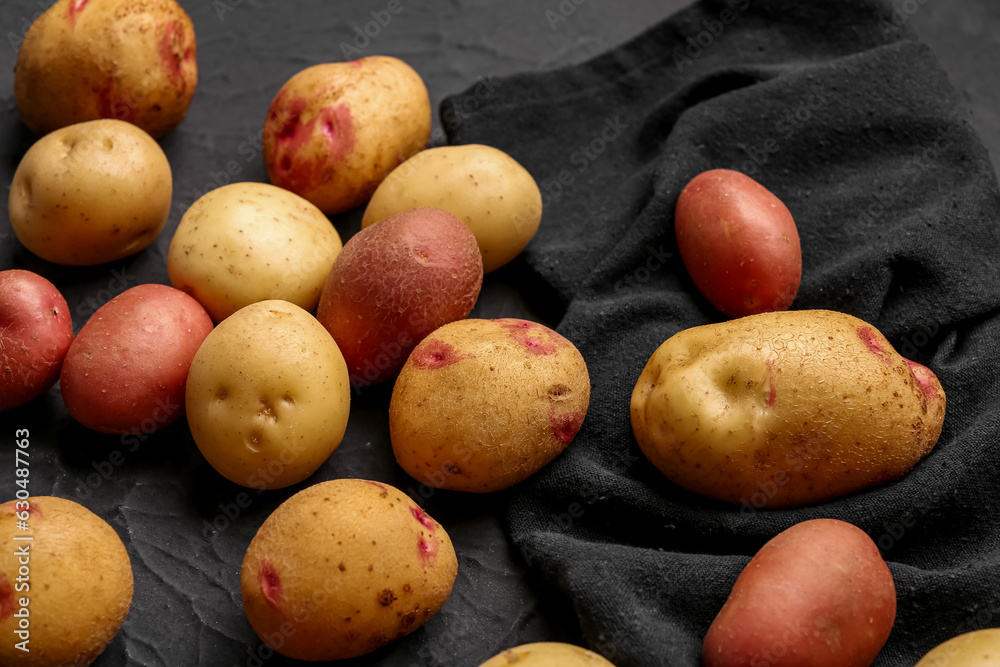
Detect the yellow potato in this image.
<box><xmin>390</xmin><ymin>318</ymin><xmax>590</xmax><ymax>492</ymax></box>
<box><xmin>630</xmin><ymin>309</ymin><xmax>946</xmax><ymax>508</ymax></box>
<box><xmin>185</xmin><ymin>300</ymin><xmax>350</xmax><ymax>490</ymax></box>
<box><xmin>916</xmin><ymin>629</ymin><xmax>1000</xmax><ymax>666</ymax></box>
<box><xmin>8</xmin><ymin>119</ymin><xmax>172</xmax><ymax>265</ymax></box>
<box><xmin>0</xmin><ymin>496</ymin><xmax>133</xmax><ymax>667</ymax></box>
<box><xmin>168</xmin><ymin>182</ymin><xmax>343</xmax><ymax>323</ymax></box>
<box><xmin>362</xmin><ymin>144</ymin><xmax>543</xmax><ymax>272</ymax></box>
<box><xmin>241</xmin><ymin>478</ymin><xmax>458</xmax><ymax>661</ymax></box>
<box><xmin>479</xmin><ymin>642</ymin><xmax>618</xmax><ymax>666</ymax></box>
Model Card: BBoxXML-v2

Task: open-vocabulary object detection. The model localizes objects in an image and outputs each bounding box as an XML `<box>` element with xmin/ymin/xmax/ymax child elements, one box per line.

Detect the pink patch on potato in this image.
<box><xmin>495</xmin><ymin>318</ymin><xmax>561</xmax><ymax>355</ymax></box>
<box><xmin>412</xmin><ymin>340</ymin><xmax>468</xmax><ymax>370</ymax></box>
<box><xmin>857</xmin><ymin>326</ymin><xmax>892</xmax><ymax>366</ymax></box>
<box><xmin>158</xmin><ymin>21</ymin><xmax>186</xmax><ymax>84</ymax></box>
<box><xmin>0</xmin><ymin>574</ymin><xmax>14</xmax><ymax>623</ymax></box>
<box><xmin>410</xmin><ymin>506</ymin><xmax>436</xmax><ymax>531</ymax></box>
<box><xmin>549</xmin><ymin>409</ymin><xmax>585</xmax><ymax>445</ymax></box>
<box><xmin>67</xmin><ymin>0</ymin><xmax>89</xmax><ymax>28</ymax></box>
<box><xmin>1</xmin><ymin>501</ymin><xmax>43</xmax><ymax>520</ymax></box>
<box><xmin>418</xmin><ymin>537</ymin><xmax>439</xmax><ymax>565</ymax></box>
<box><xmin>258</xmin><ymin>558</ymin><xmax>284</xmax><ymax>610</ymax></box>
<box><xmin>766</xmin><ymin>359</ymin><xmax>777</xmax><ymax>407</ymax></box>
<box><xmin>905</xmin><ymin>359</ymin><xmax>940</xmax><ymax>400</ymax></box>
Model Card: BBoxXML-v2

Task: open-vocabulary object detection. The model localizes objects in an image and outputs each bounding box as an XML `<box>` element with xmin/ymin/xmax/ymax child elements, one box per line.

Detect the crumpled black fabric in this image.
<box><xmin>442</xmin><ymin>0</ymin><xmax>1000</xmax><ymax>664</ymax></box>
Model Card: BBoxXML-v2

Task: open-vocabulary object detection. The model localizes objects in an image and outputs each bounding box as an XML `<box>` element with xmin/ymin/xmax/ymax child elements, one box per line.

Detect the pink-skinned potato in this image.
<box><xmin>703</xmin><ymin>519</ymin><xmax>896</xmax><ymax>667</ymax></box>
<box><xmin>0</xmin><ymin>270</ymin><xmax>74</xmax><ymax>411</ymax></box>
<box><xmin>316</xmin><ymin>207</ymin><xmax>483</xmax><ymax>389</ymax></box>
<box><xmin>60</xmin><ymin>284</ymin><xmax>213</xmax><ymax>434</ymax></box>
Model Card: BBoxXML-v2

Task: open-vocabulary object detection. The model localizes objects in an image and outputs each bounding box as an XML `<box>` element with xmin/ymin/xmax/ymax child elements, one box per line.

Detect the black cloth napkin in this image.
<box><xmin>442</xmin><ymin>0</ymin><xmax>1000</xmax><ymax>665</ymax></box>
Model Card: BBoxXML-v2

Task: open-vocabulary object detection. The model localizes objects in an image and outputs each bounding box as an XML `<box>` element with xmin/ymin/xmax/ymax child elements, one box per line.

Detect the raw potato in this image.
<box><xmin>915</xmin><ymin>629</ymin><xmax>1000</xmax><ymax>666</ymax></box>
<box><xmin>316</xmin><ymin>207</ymin><xmax>483</xmax><ymax>388</ymax></box>
<box><xmin>390</xmin><ymin>318</ymin><xmax>590</xmax><ymax>492</ymax></box>
<box><xmin>241</xmin><ymin>478</ymin><xmax>458</xmax><ymax>661</ymax></box>
<box><xmin>186</xmin><ymin>300</ymin><xmax>350</xmax><ymax>490</ymax></box>
<box><xmin>14</xmin><ymin>0</ymin><xmax>197</xmax><ymax>138</ymax></box>
<box><xmin>0</xmin><ymin>270</ymin><xmax>74</xmax><ymax>411</ymax></box>
<box><xmin>479</xmin><ymin>642</ymin><xmax>618</xmax><ymax>666</ymax></box>
<box><xmin>263</xmin><ymin>56</ymin><xmax>431</xmax><ymax>215</ymax></box>
<box><xmin>675</xmin><ymin>169</ymin><xmax>801</xmax><ymax>318</ymax></box>
<box><xmin>703</xmin><ymin>519</ymin><xmax>896</xmax><ymax>667</ymax></box>
<box><xmin>362</xmin><ymin>144</ymin><xmax>543</xmax><ymax>273</ymax></box>
<box><xmin>630</xmin><ymin>309</ymin><xmax>946</xmax><ymax>508</ymax></box>
<box><xmin>168</xmin><ymin>182</ymin><xmax>343</xmax><ymax>323</ymax></box>
<box><xmin>0</xmin><ymin>496</ymin><xmax>133</xmax><ymax>667</ymax></box>
<box><xmin>9</xmin><ymin>119</ymin><xmax>172</xmax><ymax>265</ymax></box>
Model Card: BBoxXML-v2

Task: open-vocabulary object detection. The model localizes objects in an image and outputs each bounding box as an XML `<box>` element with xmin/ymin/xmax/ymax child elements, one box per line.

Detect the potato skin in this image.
<box><xmin>60</xmin><ymin>284</ymin><xmax>213</xmax><ymax>434</ymax></box>
<box><xmin>186</xmin><ymin>300</ymin><xmax>350</xmax><ymax>490</ymax></box>
<box><xmin>675</xmin><ymin>169</ymin><xmax>801</xmax><ymax>317</ymax></box>
<box><xmin>9</xmin><ymin>119</ymin><xmax>172</xmax><ymax>266</ymax></box>
<box><xmin>14</xmin><ymin>0</ymin><xmax>197</xmax><ymax>138</ymax></box>
<box><xmin>0</xmin><ymin>270</ymin><xmax>74</xmax><ymax>411</ymax></box>
<box><xmin>478</xmin><ymin>642</ymin><xmax>618</xmax><ymax>666</ymax></box>
<box><xmin>390</xmin><ymin>318</ymin><xmax>590</xmax><ymax>492</ymax></box>
<box><xmin>630</xmin><ymin>309</ymin><xmax>945</xmax><ymax>508</ymax></box>
<box><xmin>703</xmin><ymin>519</ymin><xmax>896</xmax><ymax>667</ymax></box>
<box><xmin>362</xmin><ymin>144</ymin><xmax>543</xmax><ymax>272</ymax></box>
<box><xmin>0</xmin><ymin>496</ymin><xmax>133</xmax><ymax>667</ymax></box>
<box><xmin>915</xmin><ymin>629</ymin><xmax>1000</xmax><ymax>666</ymax></box>
<box><xmin>316</xmin><ymin>207</ymin><xmax>483</xmax><ymax>389</ymax></box>
<box><xmin>263</xmin><ymin>56</ymin><xmax>431</xmax><ymax>215</ymax></box>
<box><xmin>241</xmin><ymin>479</ymin><xmax>458</xmax><ymax>661</ymax></box>
<box><xmin>168</xmin><ymin>182</ymin><xmax>343</xmax><ymax>323</ymax></box>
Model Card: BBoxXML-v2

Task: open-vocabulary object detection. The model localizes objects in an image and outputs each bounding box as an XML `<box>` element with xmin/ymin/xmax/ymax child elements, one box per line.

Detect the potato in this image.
<box><xmin>60</xmin><ymin>284</ymin><xmax>213</xmax><ymax>435</ymax></box>
<box><xmin>390</xmin><ymin>318</ymin><xmax>590</xmax><ymax>492</ymax></box>
<box><xmin>316</xmin><ymin>207</ymin><xmax>482</xmax><ymax>388</ymax></box>
<box><xmin>186</xmin><ymin>300</ymin><xmax>350</xmax><ymax>490</ymax></box>
<box><xmin>630</xmin><ymin>309</ymin><xmax>945</xmax><ymax>508</ymax></box>
<box><xmin>0</xmin><ymin>496</ymin><xmax>133</xmax><ymax>667</ymax></box>
<box><xmin>263</xmin><ymin>56</ymin><xmax>431</xmax><ymax>215</ymax></box>
<box><xmin>241</xmin><ymin>478</ymin><xmax>457</xmax><ymax>661</ymax></box>
<box><xmin>675</xmin><ymin>169</ymin><xmax>801</xmax><ymax>317</ymax></box>
<box><xmin>168</xmin><ymin>182</ymin><xmax>343</xmax><ymax>323</ymax></box>
<box><xmin>703</xmin><ymin>519</ymin><xmax>896</xmax><ymax>667</ymax></box>
<box><xmin>0</xmin><ymin>270</ymin><xmax>74</xmax><ymax>411</ymax></box>
<box><xmin>479</xmin><ymin>642</ymin><xmax>618</xmax><ymax>666</ymax></box>
<box><xmin>362</xmin><ymin>144</ymin><xmax>543</xmax><ymax>273</ymax></box>
<box><xmin>916</xmin><ymin>629</ymin><xmax>1000</xmax><ymax>666</ymax></box>
<box><xmin>9</xmin><ymin>119</ymin><xmax>172</xmax><ymax>266</ymax></box>
<box><xmin>14</xmin><ymin>0</ymin><xmax>197</xmax><ymax>138</ymax></box>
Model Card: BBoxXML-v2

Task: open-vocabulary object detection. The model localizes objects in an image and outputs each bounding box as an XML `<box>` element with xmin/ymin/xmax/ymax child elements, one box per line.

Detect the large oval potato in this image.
<box><xmin>168</xmin><ymin>182</ymin><xmax>343</xmax><ymax>323</ymax></box>
<box><xmin>390</xmin><ymin>318</ymin><xmax>590</xmax><ymax>492</ymax></box>
<box><xmin>703</xmin><ymin>519</ymin><xmax>896</xmax><ymax>667</ymax></box>
<box><xmin>9</xmin><ymin>119</ymin><xmax>172</xmax><ymax>265</ymax></box>
<box><xmin>14</xmin><ymin>0</ymin><xmax>197</xmax><ymax>138</ymax></box>
<box><xmin>362</xmin><ymin>144</ymin><xmax>543</xmax><ymax>273</ymax></box>
<box><xmin>630</xmin><ymin>309</ymin><xmax>945</xmax><ymax>508</ymax></box>
<box><xmin>186</xmin><ymin>300</ymin><xmax>350</xmax><ymax>490</ymax></box>
<box><xmin>263</xmin><ymin>56</ymin><xmax>431</xmax><ymax>215</ymax></box>
<box><xmin>241</xmin><ymin>478</ymin><xmax>458</xmax><ymax>661</ymax></box>
<box><xmin>0</xmin><ymin>496</ymin><xmax>133</xmax><ymax>667</ymax></box>
<box><xmin>916</xmin><ymin>629</ymin><xmax>1000</xmax><ymax>666</ymax></box>
<box><xmin>479</xmin><ymin>643</ymin><xmax>618</xmax><ymax>666</ymax></box>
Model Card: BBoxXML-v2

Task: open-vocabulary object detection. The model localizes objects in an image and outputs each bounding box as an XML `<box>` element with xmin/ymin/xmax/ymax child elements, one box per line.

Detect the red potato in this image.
<box><xmin>703</xmin><ymin>519</ymin><xmax>896</xmax><ymax>667</ymax></box>
<box><xmin>0</xmin><ymin>270</ymin><xmax>74</xmax><ymax>410</ymax></box>
<box><xmin>316</xmin><ymin>207</ymin><xmax>483</xmax><ymax>389</ymax></box>
<box><xmin>675</xmin><ymin>169</ymin><xmax>801</xmax><ymax>318</ymax></box>
<box><xmin>60</xmin><ymin>284</ymin><xmax>213</xmax><ymax>434</ymax></box>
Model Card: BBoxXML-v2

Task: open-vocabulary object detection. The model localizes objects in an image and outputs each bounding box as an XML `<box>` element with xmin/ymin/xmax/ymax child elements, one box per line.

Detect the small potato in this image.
<box><xmin>630</xmin><ymin>309</ymin><xmax>945</xmax><ymax>508</ymax></box>
<box><xmin>0</xmin><ymin>497</ymin><xmax>133</xmax><ymax>667</ymax></box>
<box><xmin>675</xmin><ymin>169</ymin><xmax>801</xmax><ymax>317</ymax></box>
<box><xmin>186</xmin><ymin>300</ymin><xmax>350</xmax><ymax>490</ymax></box>
<box><xmin>0</xmin><ymin>270</ymin><xmax>74</xmax><ymax>410</ymax></box>
<box><xmin>390</xmin><ymin>318</ymin><xmax>590</xmax><ymax>492</ymax></box>
<box><xmin>316</xmin><ymin>207</ymin><xmax>483</xmax><ymax>388</ymax></box>
<box><xmin>60</xmin><ymin>284</ymin><xmax>213</xmax><ymax>434</ymax></box>
<box><xmin>479</xmin><ymin>642</ymin><xmax>618</xmax><ymax>666</ymax></box>
<box><xmin>263</xmin><ymin>56</ymin><xmax>431</xmax><ymax>215</ymax></box>
<box><xmin>241</xmin><ymin>478</ymin><xmax>458</xmax><ymax>661</ymax></box>
<box><xmin>362</xmin><ymin>144</ymin><xmax>543</xmax><ymax>273</ymax></box>
<box><xmin>168</xmin><ymin>182</ymin><xmax>343</xmax><ymax>323</ymax></box>
<box><xmin>703</xmin><ymin>519</ymin><xmax>896</xmax><ymax>667</ymax></box>
<box><xmin>14</xmin><ymin>0</ymin><xmax>197</xmax><ymax>138</ymax></box>
<box><xmin>9</xmin><ymin>119</ymin><xmax>172</xmax><ymax>266</ymax></box>
<box><xmin>916</xmin><ymin>629</ymin><xmax>1000</xmax><ymax>666</ymax></box>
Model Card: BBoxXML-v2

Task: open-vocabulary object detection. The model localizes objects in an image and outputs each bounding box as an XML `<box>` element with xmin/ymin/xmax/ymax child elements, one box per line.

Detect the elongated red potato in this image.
<box><xmin>675</xmin><ymin>169</ymin><xmax>801</xmax><ymax>318</ymax></box>
<box><xmin>703</xmin><ymin>519</ymin><xmax>896</xmax><ymax>667</ymax></box>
